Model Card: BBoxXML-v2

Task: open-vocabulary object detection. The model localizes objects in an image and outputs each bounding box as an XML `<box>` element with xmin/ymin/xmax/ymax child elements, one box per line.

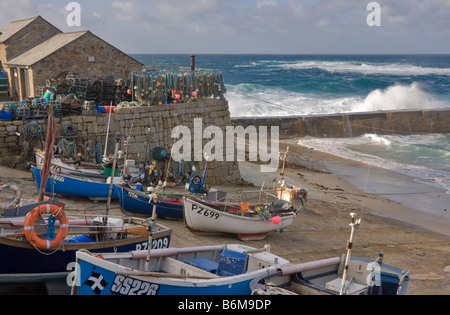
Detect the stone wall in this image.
<box><xmin>232</xmin><ymin>108</ymin><xmax>450</xmax><ymax>139</ymax></box>
<box><xmin>2</xmin><ymin>104</ymin><xmax>449</xmax><ymax>185</ymax></box>
<box><xmin>0</xmin><ymin>98</ymin><xmax>242</xmax><ymax>185</ymax></box>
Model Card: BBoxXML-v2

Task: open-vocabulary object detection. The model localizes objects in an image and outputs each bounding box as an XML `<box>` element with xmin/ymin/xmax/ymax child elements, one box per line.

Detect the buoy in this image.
<box><xmin>271</xmin><ymin>215</ymin><xmax>281</xmax><ymax>225</ymax></box>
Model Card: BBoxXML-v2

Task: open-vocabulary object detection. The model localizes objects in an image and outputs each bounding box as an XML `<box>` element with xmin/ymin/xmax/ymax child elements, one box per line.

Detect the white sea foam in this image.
<box><xmin>363</xmin><ymin>134</ymin><xmax>392</xmax><ymax>145</ymax></box>
<box><xmin>227</xmin><ymin>82</ymin><xmax>448</xmax><ymax>117</ymax></box>
<box><xmin>351</xmin><ymin>82</ymin><xmax>445</xmax><ymax>112</ymax></box>
<box><xmin>273</xmin><ymin>61</ymin><xmax>450</xmax><ymax>76</ymax></box>
<box><xmin>298</xmin><ymin>135</ymin><xmax>450</xmax><ymax>193</ymax></box>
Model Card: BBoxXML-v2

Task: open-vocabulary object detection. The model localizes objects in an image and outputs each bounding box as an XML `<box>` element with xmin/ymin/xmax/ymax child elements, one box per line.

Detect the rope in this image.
<box><xmin>59</xmin><ymin>138</ymin><xmax>77</xmax><ymax>159</ymax></box>
<box><xmin>62</xmin><ymin>123</ymin><xmax>77</xmax><ymax>137</ymax></box>
<box><xmin>24</xmin><ymin>123</ymin><xmax>42</xmax><ymax>138</ymax></box>
<box><xmin>85</xmin><ymin>140</ymin><xmax>96</xmax><ymax>158</ymax></box>
<box><xmin>96</xmin><ymin>142</ymin><xmax>103</xmax><ymax>164</ymax></box>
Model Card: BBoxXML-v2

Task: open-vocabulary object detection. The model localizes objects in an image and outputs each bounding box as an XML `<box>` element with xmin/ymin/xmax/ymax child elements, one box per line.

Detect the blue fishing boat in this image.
<box><xmin>31</xmin><ymin>165</ymin><xmax>125</xmax><ymax>200</ymax></box>
<box><xmin>0</xmin><ymin>208</ymin><xmax>172</xmax><ymax>294</ymax></box>
<box><xmin>118</xmin><ymin>185</ymin><xmax>184</xmax><ymax>219</ymax></box>
<box><xmin>74</xmin><ymin>244</ymin><xmax>290</xmax><ymax>295</ymax></box>
<box><xmin>250</xmin><ymin>213</ymin><xmax>410</xmax><ymax>295</ymax></box>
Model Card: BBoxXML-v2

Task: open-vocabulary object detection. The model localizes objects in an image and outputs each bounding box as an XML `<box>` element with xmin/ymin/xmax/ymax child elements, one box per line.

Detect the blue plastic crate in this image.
<box><xmin>216</xmin><ymin>249</ymin><xmax>249</xmax><ymax>276</ymax></box>
<box><xmin>0</xmin><ymin>110</ymin><xmax>13</xmax><ymax>121</ymax></box>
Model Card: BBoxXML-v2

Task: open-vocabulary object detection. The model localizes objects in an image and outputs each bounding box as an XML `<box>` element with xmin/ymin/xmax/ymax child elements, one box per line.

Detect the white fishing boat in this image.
<box><xmin>183</xmin><ymin>190</ymin><xmax>298</xmax><ymax>241</ymax></box>
<box><xmin>183</xmin><ymin>148</ymin><xmax>305</xmax><ymax>241</ymax></box>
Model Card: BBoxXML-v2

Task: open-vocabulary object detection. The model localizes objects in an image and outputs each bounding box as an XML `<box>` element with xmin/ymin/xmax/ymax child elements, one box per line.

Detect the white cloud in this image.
<box><xmin>256</xmin><ymin>0</ymin><xmax>278</xmax><ymax>10</ymax></box>
<box><xmin>1</xmin><ymin>0</ymin><xmax>449</xmax><ymax>53</ymax></box>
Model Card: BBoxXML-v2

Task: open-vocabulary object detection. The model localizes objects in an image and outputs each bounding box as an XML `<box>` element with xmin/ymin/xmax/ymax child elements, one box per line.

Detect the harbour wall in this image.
<box><xmin>0</xmin><ymin>99</ymin><xmax>241</xmax><ymax>185</ymax></box>
<box><xmin>231</xmin><ymin>108</ymin><xmax>450</xmax><ymax>139</ymax></box>
<box><xmin>1</xmin><ymin>103</ymin><xmax>449</xmax><ymax>183</ymax></box>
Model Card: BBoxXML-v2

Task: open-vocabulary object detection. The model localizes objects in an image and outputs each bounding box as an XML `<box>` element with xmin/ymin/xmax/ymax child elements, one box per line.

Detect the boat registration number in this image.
<box><xmin>127</xmin><ymin>192</ymin><xmax>139</xmax><ymax>199</ymax></box>
<box><xmin>111</xmin><ymin>275</ymin><xmax>160</xmax><ymax>295</ymax></box>
<box><xmin>135</xmin><ymin>236</ymin><xmax>170</xmax><ymax>250</ymax></box>
<box><xmin>50</xmin><ymin>173</ymin><xmax>65</xmax><ymax>182</ymax></box>
<box><xmin>191</xmin><ymin>203</ymin><xmax>220</xmax><ymax>220</ymax></box>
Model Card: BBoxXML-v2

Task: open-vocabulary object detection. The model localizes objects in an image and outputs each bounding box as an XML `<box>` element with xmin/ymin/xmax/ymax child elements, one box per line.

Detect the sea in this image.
<box><xmin>131</xmin><ymin>54</ymin><xmax>450</xmax><ymax>196</ymax></box>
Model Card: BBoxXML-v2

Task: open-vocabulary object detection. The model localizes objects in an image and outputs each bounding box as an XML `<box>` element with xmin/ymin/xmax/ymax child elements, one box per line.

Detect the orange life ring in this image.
<box><xmin>24</xmin><ymin>204</ymin><xmax>69</xmax><ymax>250</ymax></box>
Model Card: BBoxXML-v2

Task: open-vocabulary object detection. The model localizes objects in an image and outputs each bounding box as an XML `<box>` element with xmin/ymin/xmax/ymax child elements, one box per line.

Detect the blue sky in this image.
<box><xmin>1</xmin><ymin>0</ymin><xmax>449</xmax><ymax>54</ymax></box>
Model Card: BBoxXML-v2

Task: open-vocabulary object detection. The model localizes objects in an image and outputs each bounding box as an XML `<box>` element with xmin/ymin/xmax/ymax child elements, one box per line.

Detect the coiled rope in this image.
<box><xmin>24</xmin><ymin>123</ymin><xmax>42</xmax><ymax>138</ymax></box>
<box><xmin>62</xmin><ymin>123</ymin><xmax>77</xmax><ymax>137</ymax></box>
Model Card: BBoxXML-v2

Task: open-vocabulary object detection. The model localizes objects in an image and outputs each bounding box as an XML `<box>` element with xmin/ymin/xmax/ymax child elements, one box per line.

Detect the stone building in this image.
<box><xmin>0</xmin><ymin>16</ymin><xmax>142</xmax><ymax>101</ymax></box>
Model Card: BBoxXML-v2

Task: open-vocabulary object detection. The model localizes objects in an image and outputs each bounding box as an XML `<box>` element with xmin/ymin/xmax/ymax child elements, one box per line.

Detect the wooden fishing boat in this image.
<box><xmin>183</xmin><ymin>191</ymin><xmax>298</xmax><ymax>241</ymax></box>
<box><xmin>182</xmin><ymin>147</ymin><xmax>306</xmax><ymax>241</ymax></box>
<box><xmin>74</xmin><ymin>244</ymin><xmax>290</xmax><ymax>295</ymax></box>
<box><xmin>118</xmin><ymin>185</ymin><xmax>184</xmax><ymax>219</ymax></box>
<box><xmin>0</xmin><ymin>205</ymin><xmax>172</xmax><ymax>295</ymax></box>
<box><xmin>31</xmin><ymin>165</ymin><xmax>126</xmax><ymax>200</ymax></box>
<box><xmin>35</xmin><ymin>150</ymin><xmax>106</xmax><ymax>178</ymax></box>
<box><xmin>0</xmin><ymin>108</ymin><xmax>173</xmax><ymax>295</ymax></box>
<box><xmin>250</xmin><ymin>213</ymin><xmax>411</xmax><ymax>295</ymax></box>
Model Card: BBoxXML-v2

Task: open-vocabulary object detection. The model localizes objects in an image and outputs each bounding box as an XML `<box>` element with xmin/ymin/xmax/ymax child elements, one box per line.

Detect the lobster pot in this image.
<box><xmin>1</xmin><ymin>102</ymin><xmax>19</xmax><ymax>112</ymax></box>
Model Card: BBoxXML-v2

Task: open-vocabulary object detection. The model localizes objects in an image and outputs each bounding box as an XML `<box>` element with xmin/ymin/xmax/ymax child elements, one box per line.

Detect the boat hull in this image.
<box><xmin>35</xmin><ymin>151</ymin><xmax>104</xmax><ymax>177</ymax></box>
<box><xmin>118</xmin><ymin>186</ymin><xmax>183</xmax><ymax>219</ymax></box>
<box><xmin>75</xmin><ymin>244</ymin><xmax>289</xmax><ymax>295</ymax></box>
<box><xmin>32</xmin><ymin>166</ymin><xmax>120</xmax><ymax>199</ymax></box>
<box><xmin>0</xmin><ymin>229</ymin><xmax>172</xmax><ymax>285</ymax></box>
<box><xmin>183</xmin><ymin>195</ymin><xmax>296</xmax><ymax>236</ymax></box>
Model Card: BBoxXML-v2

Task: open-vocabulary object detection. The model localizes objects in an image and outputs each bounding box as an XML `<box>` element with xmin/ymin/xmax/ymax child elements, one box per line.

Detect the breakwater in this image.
<box><xmin>1</xmin><ymin>104</ymin><xmax>449</xmax><ymax>180</ymax></box>
<box><xmin>232</xmin><ymin>108</ymin><xmax>450</xmax><ymax>139</ymax></box>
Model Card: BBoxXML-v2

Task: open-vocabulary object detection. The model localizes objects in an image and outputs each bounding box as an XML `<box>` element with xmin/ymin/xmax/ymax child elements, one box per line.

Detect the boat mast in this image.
<box><xmin>104</xmin><ymin>134</ymin><xmax>120</xmax><ymax>229</ymax></box>
<box><xmin>279</xmin><ymin>146</ymin><xmax>289</xmax><ymax>187</ymax></box>
<box><xmin>38</xmin><ymin>105</ymin><xmax>56</xmax><ymax>202</ymax></box>
<box><xmin>339</xmin><ymin>212</ymin><xmax>361</xmax><ymax>295</ymax></box>
<box><xmin>145</xmin><ymin>199</ymin><xmax>158</xmax><ymax>272</ymax></box>
<box><xmin>103</xmin><ymin>101</ymin><xmax>113</xmax><ymax>160</ymax></box>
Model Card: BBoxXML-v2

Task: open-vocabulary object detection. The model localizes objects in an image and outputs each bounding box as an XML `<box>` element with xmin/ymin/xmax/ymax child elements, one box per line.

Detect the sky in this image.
<box><xmin>0</xmin><ymin>0</ymin><xmax>449</xmax><ymax>54</ymax></box>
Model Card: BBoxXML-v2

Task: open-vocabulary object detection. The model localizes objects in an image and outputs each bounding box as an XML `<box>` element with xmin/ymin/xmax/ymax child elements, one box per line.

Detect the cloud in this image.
<box><xmin>256</xmin><ymin>0</ymin><xmax>278</xmax><ymax>10</ymax></box>
<box><xmin>1</xmin><ymin>0</ymin><xmax>449</xmax><ymax>54</ymax></box>
<box><xmin>111</xmin><ymin>1</ymin><xmax>145</xmax><ymax>22</ymax></box>
<box><xmin>0</xmin><ymin>0</ymin><xmax>37</xmax><ymax>22</ymax></box>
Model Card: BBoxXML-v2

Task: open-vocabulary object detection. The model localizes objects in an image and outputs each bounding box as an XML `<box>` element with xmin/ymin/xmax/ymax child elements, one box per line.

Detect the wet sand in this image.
<box><xmin>0</xmin><ymin>141</ymin><xmax>449</xmax><ymax>295</ymax></box>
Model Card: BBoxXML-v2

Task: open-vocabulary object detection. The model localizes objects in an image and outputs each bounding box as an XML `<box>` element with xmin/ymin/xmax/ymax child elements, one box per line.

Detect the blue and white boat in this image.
<box><xmin>118</xmin><ymin>185</ymin><xmax>184</xmax><ymax>219</ymax></box>
<box><xmin>250</xmin><ymin>254</ymin><xmax>410</xmax><ymax>295</ymax></box>
<box><xmin>0</xmin><ymin>213</ymin><xmax>172</xmax><ymax>295</ymax></box>
<box><xmin>31</xmin><ymin>165</ymin><xmax>124</xmax><ymax>200</ymax></box>
<box><xmin>250</xmin><ymin>213</ymin><xmax>411</xmax><ymax>295</ymax></box>
<box><xmin>74</xmin><ymin>244</ymin><xmax>290</xmax><ymax>295</ymax></box>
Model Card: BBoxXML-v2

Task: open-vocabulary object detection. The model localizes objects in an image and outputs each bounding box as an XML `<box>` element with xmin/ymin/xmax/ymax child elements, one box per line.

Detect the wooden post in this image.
<box><xmin>190</xmin><ymin>55</ymin><xmax>196</xmax><ymax>71</ymax></box>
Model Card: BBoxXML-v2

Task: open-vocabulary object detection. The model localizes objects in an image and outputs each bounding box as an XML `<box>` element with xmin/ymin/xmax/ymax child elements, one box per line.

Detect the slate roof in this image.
<box><xmin>6</xmin><ymin>31</ymin><xmax>88</xmax><ymax>67</ymax></box>
<box><xmin>0</xmin><ymin>16</ymin><xmax>52</xmax><ymax>43</ymax></box>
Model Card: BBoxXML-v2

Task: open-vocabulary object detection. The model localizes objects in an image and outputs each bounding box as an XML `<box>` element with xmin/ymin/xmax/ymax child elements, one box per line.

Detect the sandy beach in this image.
<box><xmin>0</xmin><ymin>139</ymin><xmax>449</xmax><ymax>295</ymax></box>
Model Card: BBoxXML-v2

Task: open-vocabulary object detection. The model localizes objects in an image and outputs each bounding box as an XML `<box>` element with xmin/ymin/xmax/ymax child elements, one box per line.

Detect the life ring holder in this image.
<box><xmin>0</xmin><ymin>184</ymin><xmax>22</xmax><ymax>210</ymax></box>
<box><xmin>24</xmin><ymin>204</ymin><xmax>69</xmax><ymax>251</ymax></box>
